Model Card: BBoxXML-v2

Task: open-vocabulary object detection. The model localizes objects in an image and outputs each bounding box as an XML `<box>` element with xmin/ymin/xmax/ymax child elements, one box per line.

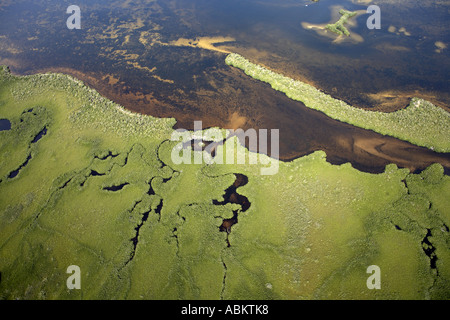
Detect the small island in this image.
<box><xmin>325</xmin><ymin>9</ymin><xmax>357</xmax><ymax>36</ymax></box>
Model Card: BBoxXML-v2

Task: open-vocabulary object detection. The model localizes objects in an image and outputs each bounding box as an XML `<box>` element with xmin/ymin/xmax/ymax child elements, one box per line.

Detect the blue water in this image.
<box><xmin>0</xmin><ymin>119</ymin><xmax>11</xmax><ymax>131</ymax></box>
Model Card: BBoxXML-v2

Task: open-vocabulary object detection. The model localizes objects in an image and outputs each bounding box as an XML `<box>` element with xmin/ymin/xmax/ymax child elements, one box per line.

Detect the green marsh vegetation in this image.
<box><xmin>0</xmin><ymin>66</ymin><xmax>449</xmax><ymax>299</ymax></box>
<box><xmin>325</xmin><ymin>9</ymin><xmax>357</xmax><ymax>37</ymax></box>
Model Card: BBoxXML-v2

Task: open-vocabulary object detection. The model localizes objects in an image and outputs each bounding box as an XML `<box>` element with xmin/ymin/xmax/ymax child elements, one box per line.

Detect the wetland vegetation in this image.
<box><xmin>325</xmin><ymin>9</ymin><xmax>357</xmax><ymax>36</ymax></box>
<box><xmin>0</xmin><ymin>0</ymin><xmax>449</xmax><ymax>301</ymax></box>
<box><xmin>0</xmin><ymin>66</ymin><xmax>449</xmax><ymax>299</ymax></box>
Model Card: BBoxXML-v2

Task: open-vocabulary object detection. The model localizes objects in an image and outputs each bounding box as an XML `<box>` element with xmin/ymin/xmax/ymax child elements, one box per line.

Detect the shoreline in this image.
<box><xmin>2</xmin><ymin>64</ymin><xmax>450</xmax><ymax>175</ymax></box>
<box><xmin>225</xmin><ymin>53</ymin><xmax>450</xmax><ymax>153</ymax></box>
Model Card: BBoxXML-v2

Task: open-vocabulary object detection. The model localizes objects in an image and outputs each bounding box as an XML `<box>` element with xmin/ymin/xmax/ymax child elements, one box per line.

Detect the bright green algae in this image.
<box><xmin>0</xmin><ymin>66</ymin><xmax>449</xmax><ymax>299</ymax></box>
<box><xmin>225</xmin><ymin>53</ymin><xmax>450</xmax><ymax>153</ymax></box>
<box><xmin>326</xmin><ymin>9</ymin><xmax>357</xmax><ymax>36</ymax></box>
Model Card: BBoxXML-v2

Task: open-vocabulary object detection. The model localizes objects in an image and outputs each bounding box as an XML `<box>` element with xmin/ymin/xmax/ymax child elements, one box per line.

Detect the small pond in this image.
<box><xmin>0</xmin><ymin>119</ymin><xmax>11</xmax><ymax>131</ymax></box>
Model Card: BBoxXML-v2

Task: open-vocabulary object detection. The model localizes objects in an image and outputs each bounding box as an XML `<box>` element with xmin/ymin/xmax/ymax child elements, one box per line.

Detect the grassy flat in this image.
<box><xmin>0</xmin><ymin>66</ymin><xmax>449</xmax><ymax>299</ymax></box>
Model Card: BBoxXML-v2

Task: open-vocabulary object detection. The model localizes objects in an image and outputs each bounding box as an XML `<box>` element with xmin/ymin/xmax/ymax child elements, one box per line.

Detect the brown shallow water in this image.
<box><xmin>27</xmin><ymin>58</ymin><xmax>450</xmax><ymax>175</ymax></box>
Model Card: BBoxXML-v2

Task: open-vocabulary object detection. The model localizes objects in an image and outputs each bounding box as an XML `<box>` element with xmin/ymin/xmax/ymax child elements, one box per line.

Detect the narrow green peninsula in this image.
<box><xmin>326</xmin><ymin>9</ymin><xmax>357</xmax><ymax>36</ymax></box>
<box><xmin>225</xmin><ymin>53</ymin><xmax>450</xmax><ymax>152</ymax></box>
